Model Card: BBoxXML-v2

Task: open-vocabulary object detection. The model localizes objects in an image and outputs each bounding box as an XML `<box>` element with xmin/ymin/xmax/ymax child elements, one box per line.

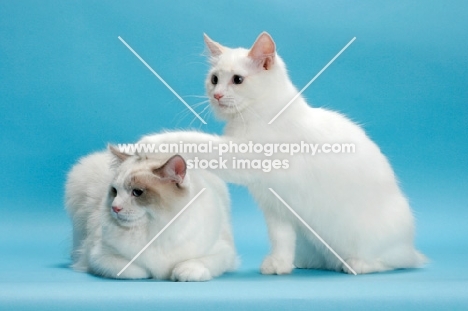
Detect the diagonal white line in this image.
<box><xmin>268</xmin><ymin>188</ymin><xmax>357</xmax><ymax>275</ymax></box>
<box><xmin>117</xmin><ymin>188</ymin><xmax>206</xmax><ymax>277</ymax></box>
<box><xmin>268</xmin><ymin>37</ymin><xmax>356</xmax><ymax>125</ymax></box>
<box><xmin>118</xmin><ymin>36</ymin><xmax>207</xmax><ymax>125</ymax></box>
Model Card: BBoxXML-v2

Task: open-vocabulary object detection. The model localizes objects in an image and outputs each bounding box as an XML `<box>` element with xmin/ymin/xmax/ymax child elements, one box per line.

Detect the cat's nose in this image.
<box><xmin>112</xmin><ymin>206</ymin><xmax>122</xmax><ymax>213</ymax></box>
<box><xmin>214</xmin><ymin>93</ymin><xmax>224</xmax><ymax>100</ymax></box>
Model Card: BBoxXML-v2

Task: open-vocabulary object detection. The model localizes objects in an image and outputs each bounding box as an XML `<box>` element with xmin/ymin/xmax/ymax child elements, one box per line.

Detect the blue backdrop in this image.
<box><xmin>1</xmin><ymin>1</ymin><xmax>467</xmax><ymax>310</ymax></box>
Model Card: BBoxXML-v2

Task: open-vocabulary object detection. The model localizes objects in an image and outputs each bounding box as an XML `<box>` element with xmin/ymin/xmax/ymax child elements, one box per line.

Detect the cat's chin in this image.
<box><xmin>212</xmin><ymin>101</ymin><xmax>233</xmax><ymax>110</ymax></box>
<box><xmin>114</xmin><ymin>214</ymin><xmax>147</xmax><ymax>227</ymax></box>
<box><xmin>212</xmin><ymin>103</ymin><xmax>243</xmax><ymax>119</ymax></box>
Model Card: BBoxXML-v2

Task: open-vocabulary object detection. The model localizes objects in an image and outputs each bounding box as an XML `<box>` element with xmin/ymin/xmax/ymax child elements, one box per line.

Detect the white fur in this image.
<box><xmin>65</xmin><ymin>150</ymin><xmax>237</xmax><ymax>281</ymax></box>
<box><xmin>138</xmin><ymin>32</ymin><xmax>426</xmax><ymax>275</ymax></box>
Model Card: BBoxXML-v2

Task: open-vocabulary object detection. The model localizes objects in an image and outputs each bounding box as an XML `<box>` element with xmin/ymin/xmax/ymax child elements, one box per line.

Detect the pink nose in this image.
<box><xmin>214</xmin><ymin>93</ymin><xmax>224</xmax><ymax>100</ymax></box>
<box><xmin>112</xmin><ymin>206</ymin><xmax>122</xmax><ymax>213</ymax></box>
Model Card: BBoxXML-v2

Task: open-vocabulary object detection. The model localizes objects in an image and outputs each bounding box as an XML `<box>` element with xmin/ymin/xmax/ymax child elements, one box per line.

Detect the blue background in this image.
<box><xmin>1</xmin><ymin>0</ymin><xmax>467</xmax><ymax>309</ymax></box>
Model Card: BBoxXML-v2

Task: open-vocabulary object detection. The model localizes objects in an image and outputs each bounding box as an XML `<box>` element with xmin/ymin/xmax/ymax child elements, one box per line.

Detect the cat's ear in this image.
<box><xmin>204</xmin><ymin>33</ymin><xmax>225</xmax><ymax>57</ymax></box>
<box><xmin>108</xmin><ymin>144</ymin><xmax>131</xmax><ymax>164</ymax></box>
<box><xmin>155</xmin><ymin>155</ymin><xmax>187</xmax><ymax>185</ymax></box>
<box><xmin>248</xmin><ymin>32</ymin><xmax>276</xmax><ymax>70</ymax></box>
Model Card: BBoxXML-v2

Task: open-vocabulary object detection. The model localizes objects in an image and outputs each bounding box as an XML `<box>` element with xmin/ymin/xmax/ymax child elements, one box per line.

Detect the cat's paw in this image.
<box><xmin>171</xmin><ymin>260</ymin><xmax>212</xmax><ymax>282</ymax></box>
<box><xmin>343</xmin><ymin>258</ymin><xmax>388</xmax><ymax>275</ymax></box>
<box><xmin>260</xmin><ymin>255</ymin><xmax>294</xmax><ymax>275</ymax></box>
<box><xmin>114</xmin><ymin>264</ymin><xmax>151</xmax><ymax>279</ymax></box>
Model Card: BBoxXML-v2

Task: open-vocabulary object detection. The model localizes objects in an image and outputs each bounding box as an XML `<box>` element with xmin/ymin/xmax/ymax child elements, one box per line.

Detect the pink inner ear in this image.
<box><xmin>248</xmin><ymin>32</ymin><xmax>276</xmax><ymax>61</ymax></box>
<box><xmin>161</xmin><ymin>155</ymin><xmax>186</xmax><ymax>184</ymax></box>
<box><xmin>108</xmin><ymin>144</ymin><xmax>131</xmax><ymax>163</ymax></box>
<box><xmin>204</xmin><ymin>33</ymin><xmax>224</xmax><ymax>57</ymax></box>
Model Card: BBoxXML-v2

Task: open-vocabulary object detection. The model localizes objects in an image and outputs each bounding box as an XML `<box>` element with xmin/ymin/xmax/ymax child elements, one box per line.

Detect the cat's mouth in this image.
<box><xmin>113</xmin><ymin>212</ymin><xmax>146</xmax><ymax>225</ymax></box>
<box><xmin>214</xmin><ymin>99</ymin><xmax>236</xmax><ymax>111</ymax></box>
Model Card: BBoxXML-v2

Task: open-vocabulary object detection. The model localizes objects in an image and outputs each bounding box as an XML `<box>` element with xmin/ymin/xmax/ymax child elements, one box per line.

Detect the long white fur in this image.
<box><xmin>65</xmin><ymin>149</ymin><xmax>237</xmax><ymax>281</ymax></box>
<box><xmin>138</xmin><ymin>32</ymin><xmax>426</xmax><ymax>275</ymax></box>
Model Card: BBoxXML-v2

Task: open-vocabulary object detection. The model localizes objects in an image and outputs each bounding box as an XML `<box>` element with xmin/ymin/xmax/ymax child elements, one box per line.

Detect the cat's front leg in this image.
<box><xmin>260</xmin><ymin>211</ymin><xmax>296</xmax><ymax>275</ymax></box>
<box><xmin>170</xmin><ymin>259</ymin><xmax>212</xmax><ymax>282</ymax></box>
<box><xmin>88</xmin><ymin>244</ymin><xmax>151</xmax><ymax>279</ymax></box>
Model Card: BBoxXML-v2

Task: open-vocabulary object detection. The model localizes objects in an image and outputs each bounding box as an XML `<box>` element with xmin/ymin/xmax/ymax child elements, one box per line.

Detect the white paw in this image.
<box><xmin>171</xmin><ymin>261</ymin><xmax>212</xmax><ymax>282</ymax></box>
<box><xmin>111</xmin><ymin>264</ymin><xmax>150</xmax><ymax>279</ymax></box>
<box><xmin>260</xmin><ymin>255</ymin><xmax>294</xmax><ymax>275</ymax></box>
<box><xmin>343</xmin><ymin>258</ymin><xmax>388</xmax><ymax>275</ymax></box>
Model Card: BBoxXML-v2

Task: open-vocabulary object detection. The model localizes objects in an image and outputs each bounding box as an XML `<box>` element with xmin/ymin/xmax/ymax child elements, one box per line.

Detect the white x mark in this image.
<box><xmin>118</xmin><ymin>36</ymin><xmax>207</xmax><ymax>125</ymax></box>
<box><xmin>117</xmin><ymin>188</ymin><xmax>206</xmax><ymax>277</ymax></box>
<box><xmin>268</xmin><ymin>37</ymin><xmax>356</xmax><ymax>124</ymax></box>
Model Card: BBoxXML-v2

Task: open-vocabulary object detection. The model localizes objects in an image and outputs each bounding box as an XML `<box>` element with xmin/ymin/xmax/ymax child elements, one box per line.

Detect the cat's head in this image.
<box><xmin>106</xmin><ymin>145</ymin><xmax>188</xmax><ymax>227</ymax></box>
<box><xmin>204</xmin><ymin>32</ymin><xmax>287</xmax><ymax>120</ymax></box>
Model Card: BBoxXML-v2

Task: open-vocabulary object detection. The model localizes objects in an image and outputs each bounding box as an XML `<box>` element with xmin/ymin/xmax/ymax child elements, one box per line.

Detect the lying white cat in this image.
<box><xmin>138</xmin><ymin>32</ymin><xmax>426</xmax><ymax>274</ymax></box>
<box><xmin>65</xmin><ymin>146</ymin><xmax>237</xmax><ymax>281</ymax></box>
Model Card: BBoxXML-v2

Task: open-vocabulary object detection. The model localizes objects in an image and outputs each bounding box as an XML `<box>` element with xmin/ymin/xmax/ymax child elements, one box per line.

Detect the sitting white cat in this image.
<box><xmin>138</xmin><ymin>32</ymin><xmax>426</xmax><ymax>275</ymax></box>
<box><xmin>65</xmin><ymin>146</ymin><xmax>237</xmax><ymax>281</ymax></box>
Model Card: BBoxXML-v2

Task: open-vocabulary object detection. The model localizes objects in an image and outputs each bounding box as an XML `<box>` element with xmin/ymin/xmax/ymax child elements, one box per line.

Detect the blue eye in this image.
<box><xmin>132</xmin><ymin>189</ymin><xmax>144</xmax><ymax>197</ymax></box>
<box><xmin>232</xmin><ymin>75</ymin><xmax>243</xmax><ymax>84</ymax></box>
<box><xmin>211</xmin><ymin>74</ymin><xmax>218</xmax><ymax>85</ymax></box>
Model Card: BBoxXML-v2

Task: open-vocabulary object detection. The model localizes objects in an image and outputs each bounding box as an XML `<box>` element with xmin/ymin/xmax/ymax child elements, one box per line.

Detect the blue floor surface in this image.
<box><xmin>1</xmin><ymin>199</ymin><xmax>467</xmax><ymax>310</ymax></box>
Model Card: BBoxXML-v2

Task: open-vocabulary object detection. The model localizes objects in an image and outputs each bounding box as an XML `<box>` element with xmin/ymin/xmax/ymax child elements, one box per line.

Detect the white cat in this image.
<box><xmin>65</xmin><ymin>146</ymin><xmax>237</xmax><ymax>281</ymax></box>
<box><xmin>139</xmin><ymin>32</ymin><xmax>426</xmax><ymax>275</ymax></box>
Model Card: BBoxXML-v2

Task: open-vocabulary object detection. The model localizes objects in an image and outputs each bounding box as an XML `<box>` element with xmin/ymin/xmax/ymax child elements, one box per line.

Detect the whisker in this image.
<box><xmin>190</xmin><ymin>100</ymin><xmax>210</xmax><ymax>109</ymax></box>
<box><xmin>174</xmin><ymin>109</ymin><xmax>192</xmax><ymax>122</ymax></box>
<box><xmin>182</xmin><ymin>95</ymin><xmax>209</xmax><ymax>99</ymax></box>
<box><xmin>198</xmin><ymin>104</ymin><xmax>211</xmax><ymax>116</ymax></box>
<box><xmin>174</xmin><ymin>100</ymin><xmax>210</xmax><ymax>126</ymax></box>
<box><xmin>189</xmin><ymin>115</ymin><xmax>198</xmax><ymax>127</ymax></box>
<box><xmin>188</xmin><ymin>103</ymin><xmax>209</xmax><ymax>127</ymax></box>
<box><xmin>202</xmin><ymin>108</ymin><xmax>213</xmax><ymax>126</ymax></box>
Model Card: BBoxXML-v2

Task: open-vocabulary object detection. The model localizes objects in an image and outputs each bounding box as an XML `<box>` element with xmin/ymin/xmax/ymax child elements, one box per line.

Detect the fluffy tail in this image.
<box><xmin>414</xmin><ymin>250</ymin><xmax>429</xmax><ymax>267</ymax></box>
